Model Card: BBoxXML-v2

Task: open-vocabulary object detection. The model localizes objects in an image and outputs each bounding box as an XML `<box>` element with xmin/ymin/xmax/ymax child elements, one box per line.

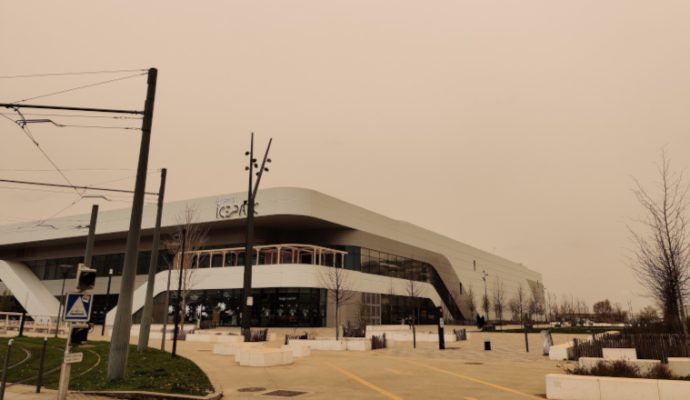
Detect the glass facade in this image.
<box><xmin>333</xmin><ymin>246</ymin><xmax>463</xmax><ymax>320</ymax></box>
<box><xmin>158</xmin><ymin>288</ymin><xmax>327</xmax><ymax>327</ymax></box>
<box><xmin>24</xmin><ymin>250</ymin><xmax>171</xmax><ymax>280</ymax></box>
<box><xmin>19</xmin><ymin>242</ymin><xmax>464</xmax><ymax>324</ymax></box>
<box><xmin>381</xmin><ymin>294</ymin><xmax>438</xmax><ymax>324</ymax></box>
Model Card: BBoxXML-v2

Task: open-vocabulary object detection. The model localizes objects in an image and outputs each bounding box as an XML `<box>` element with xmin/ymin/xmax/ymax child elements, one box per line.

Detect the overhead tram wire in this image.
<box><xmin>0</xmin><ymin>112</ymin><xmax>82</xmax><ymax>197</ymax></box>
<box><xmin>0</xmin><ymin>69</ymin><xmax>147</xmax><ymax>79</ymax></box>
<box><xmin>0</xmin><ymin>178</ymin><xmax>160</xmax><ymax>196</ymax></box>
<box><xmin>1</xmin><ymin>113</ymin><xmax>140</xmax><ymax>130</ymax></box>
<box><xmin>0</xmin><ymin>112</ymin><xmax>142</xmax><ymax>120</ymax></box>
<box><xmin>13</xmin><ymin>71</ymin><xmax>147</xmax><ymax>103</ymax></box>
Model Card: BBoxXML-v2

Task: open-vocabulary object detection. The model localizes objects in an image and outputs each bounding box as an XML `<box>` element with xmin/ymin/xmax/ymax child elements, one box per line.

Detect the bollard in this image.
<box><xmin>36</xmin><ymin>337</ymin><xmax>48</xmax><ymax>393</ymax></box>
<box><xmin>0</xmin><ymin>338</ymin><xmax>14</xmax><ymax>400</ymax></box>
<box><xmin>484</xmin><ymin>339</ymin><xmax>491</xmax><ymax>351</ymax></box>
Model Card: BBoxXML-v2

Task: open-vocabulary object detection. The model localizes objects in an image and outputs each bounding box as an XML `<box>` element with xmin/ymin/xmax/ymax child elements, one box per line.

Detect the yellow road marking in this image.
<box><xmin>391</xmin><ymin>358</ymin><xmax>542</xmax><ymax>400</ymax></box>
<box><xmin>385</xmin><ymin>368</ymin><xmax>403</xmax><ymax>375</ymax></box>
<box><xmin>322</xmin><ymin>361</ymin><xmax>403</xmax><ymax>400</ymax></box>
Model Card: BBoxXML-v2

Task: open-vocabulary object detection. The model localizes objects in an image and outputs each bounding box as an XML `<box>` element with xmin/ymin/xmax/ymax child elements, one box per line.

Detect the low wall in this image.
<box><xmin>546</xmin><ymin>373</ymin><xmax>690</xmax><ymax>400</ymax></box>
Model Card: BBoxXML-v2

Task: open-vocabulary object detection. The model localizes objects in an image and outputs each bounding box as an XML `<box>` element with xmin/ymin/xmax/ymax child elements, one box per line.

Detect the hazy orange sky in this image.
<box><xmin>2</xmin><ymin>1</ymin><xmax>690</xmax><ymax>312</ymax></box>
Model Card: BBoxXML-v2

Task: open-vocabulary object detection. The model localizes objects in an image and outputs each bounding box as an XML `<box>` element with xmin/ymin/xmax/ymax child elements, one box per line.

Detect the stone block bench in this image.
<box><xmin>668</xmin><ymin>357</ymin><xmax>690</xmax><ymax>378</ymax></box>
<box><xmin>549</xmin><ymin>341</ymin><xmax>574</xmax><ymax>361</ymax></box>
<box><xmin>236</xmin><ymin>348</ymin><xmax>293</xmax><ymax>367</ymax></box>
<box><xmin>282</xmin><ymin>343</ymin><xmax>311</xmax><ymax>357</ymax></box>
<box><xmin>289</xmin><ymin>339</ymin><xmax>347</xmax><ymax>351</ymax></box>
<box><xmin>345</xmin><ymin>338</ymin><xmax>372</xmax><ymax>351</ymax></box>
<box><xmin>212</xmin><ymin>342</ymin><xmax>264</xmax><ymax>356</ymax></box>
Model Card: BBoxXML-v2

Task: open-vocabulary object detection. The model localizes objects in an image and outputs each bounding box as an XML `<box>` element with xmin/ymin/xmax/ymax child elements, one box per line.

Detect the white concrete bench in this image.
<box><xmin>289</xmin><ymin>339</ymin><xmax>347</xmax><ymax>351</ymax></box>
<box><xmin>549</xmin><ymin>341</ymin><xmax>574</xmax><ymax>361</ymax></box>
<box><xmin>668</xmin><ymin>357</ymin><xmax>690</xmax><ymax>377</ymax></box>
<box><xmin>187</xmin><ymin>333</ymin><xmax>243</xmax><ymax>343</ymax></box>
<box><xmin>282</xmin><ymin>344</ymin><xmax>311</xmax><ymax>357</ymax></box>
<box><xmin>212</xmin><ymin>342</ymin><xmax>264</xmax><ymax>356</ymax></box>
<box><xmin>345</xmin><ymin>339</ymin><xmax>372</xmax><ymax>351</ymax></box>
<box><xmin>236</xmin><ymin>348</ymin><xmax>293</xmax><ymax>367</ymax></box>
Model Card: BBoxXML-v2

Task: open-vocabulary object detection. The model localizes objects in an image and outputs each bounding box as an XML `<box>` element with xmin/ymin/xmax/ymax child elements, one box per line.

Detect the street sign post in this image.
<box><xmin>63</xmin><ymin>352</ymin><xmax>83</xmax><ymax>364</ymax></box>
<box><xmin>63</xmin><ymin>293</ymin><xmax>93</xmax><ymax>322</ymax></box>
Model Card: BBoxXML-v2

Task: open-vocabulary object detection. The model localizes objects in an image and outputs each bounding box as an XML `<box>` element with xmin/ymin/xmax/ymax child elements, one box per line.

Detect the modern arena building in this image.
<box><xmin>0</xmin><ymin>187</ymin><xmax>543</xmax><ymax>328</ymax></box>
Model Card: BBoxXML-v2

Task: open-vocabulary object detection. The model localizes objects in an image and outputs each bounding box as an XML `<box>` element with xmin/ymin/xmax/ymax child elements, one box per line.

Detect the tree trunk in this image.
<box><xmin>335</xmin><ymin>298</ymin><xmax>340</xmax><ymax>340</ymax></box>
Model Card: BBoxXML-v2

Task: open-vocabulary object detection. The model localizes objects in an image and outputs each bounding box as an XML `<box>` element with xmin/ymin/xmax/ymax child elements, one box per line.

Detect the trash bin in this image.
<box><xmin>484</xmin><ymin>339</ymin><xmax>491</xmax><ymax>351</ymax></box>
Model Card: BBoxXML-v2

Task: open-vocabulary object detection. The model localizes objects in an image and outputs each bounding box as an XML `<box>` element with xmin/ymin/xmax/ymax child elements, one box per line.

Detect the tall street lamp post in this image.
<box><xmin>481</xmin><ymin>269</ymin><xmax>489</xmax><ymax>318</ymax></box>
<box><xmin>241</xmin><ymin>133</ymin><xmax>272</xmax><ymax>342</ymax></box>
<box><xmin>101</xmin><ymin>268</ymin><xmax>114</xmax><ymax>336</ymax></box>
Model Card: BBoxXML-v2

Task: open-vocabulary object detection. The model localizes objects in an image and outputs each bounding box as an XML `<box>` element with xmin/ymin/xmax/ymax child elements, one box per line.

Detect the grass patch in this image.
<box><xmin>0</xmin><ymin>337</ymin><xmax>213</xmax><ymax>396</ymax></box>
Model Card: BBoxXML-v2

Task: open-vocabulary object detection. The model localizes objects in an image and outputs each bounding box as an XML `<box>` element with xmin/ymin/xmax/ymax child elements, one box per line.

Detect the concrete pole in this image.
<box><xmin>58</xmin><ymin>204</ymin><xmax>98</xmax><ymax>400</ymax></box>
<box><xmin>138</xmin><ymin>168</ymin><xmax>167</xmax><ymax>352</ymax></box>
<box><xmin>107</xmin><ymin>68</ymin><xmax>158</xmax><ymax>382</ymax></box>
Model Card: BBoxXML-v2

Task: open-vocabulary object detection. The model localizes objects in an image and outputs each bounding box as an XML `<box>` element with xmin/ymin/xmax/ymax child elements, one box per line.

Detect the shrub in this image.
<box><xmin>570</xmin><ymin>360</ymin><xmax>640</xmax><ymax>378</ymax></box>
<box><xmin>647</xmin><ymin>364</ymin><xmax>674</xmax><ymax>380</ymax></box>
<box><xmin>570</xmin><ymin>360</ymin><xmax>690</xmax><ymax>381</ymax></box>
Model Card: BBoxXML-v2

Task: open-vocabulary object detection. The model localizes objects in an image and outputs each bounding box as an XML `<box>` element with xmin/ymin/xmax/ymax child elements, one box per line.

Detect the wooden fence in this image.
<box><xmin>571</xmin><ymin>333</ymin><xmax>690</xmax><ymax>363</ymax></box>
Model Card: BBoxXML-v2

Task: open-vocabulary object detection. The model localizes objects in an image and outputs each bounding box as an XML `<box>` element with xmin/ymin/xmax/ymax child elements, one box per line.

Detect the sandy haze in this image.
<box><xmin>2</xmin><ymin>1</ymin><xmax>690</xmax><ymax>312</ymax></box>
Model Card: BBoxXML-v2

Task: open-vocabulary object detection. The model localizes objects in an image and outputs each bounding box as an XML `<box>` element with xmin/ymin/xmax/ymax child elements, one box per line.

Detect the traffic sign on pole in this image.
<box><xmin>64</xmin><ymin>293</ymin><xmax>93</xmax><ymax>322</ymax></box>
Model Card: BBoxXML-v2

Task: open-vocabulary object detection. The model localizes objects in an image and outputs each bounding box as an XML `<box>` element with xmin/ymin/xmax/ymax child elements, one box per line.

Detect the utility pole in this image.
<box><xmin>0</xmin><ymin>68</ymin><xmax>156</xmax><ymax>382</ymax></box>
<box><xmin>241</xmin><ymin>133</ymin><xmax>272</xmax><ymax>342</ymax></box>
<box><xmin>138</xmin><ymin>168</ymin><xmax>167</xmax><ymax>352</ymax></box>
<box><xmin>160</xmin><ymin>261</ymin><xmax>173</xmax><ymax>351</ymax></box>
<box><xmin>107</xmin><ymin>68</ymin><xmax>158</xmax><ymax>381</ymax></box>
<box><xmin>57</xmin><ymin>204</ymin><xmax>98</xmax><ymax>400</ymax></box>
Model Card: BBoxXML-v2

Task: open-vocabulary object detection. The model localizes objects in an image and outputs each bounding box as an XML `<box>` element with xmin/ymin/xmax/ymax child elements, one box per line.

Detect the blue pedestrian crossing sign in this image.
<box><xmin>64</xmin><ymin>293</ymin><xmax>93</xmax><ymax>322</ymax></box>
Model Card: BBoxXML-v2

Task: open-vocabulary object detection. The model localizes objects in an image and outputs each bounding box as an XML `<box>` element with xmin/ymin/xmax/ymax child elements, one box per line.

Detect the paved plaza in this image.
<box><xmin>1</xmin><ymin>327</ymin><xmax>588</xmax><ymax>399</ymax></box>
<box><xmin>171</xmin><ymin>328</ymin><xmax>586</xmax><ymax>400</ymax></box>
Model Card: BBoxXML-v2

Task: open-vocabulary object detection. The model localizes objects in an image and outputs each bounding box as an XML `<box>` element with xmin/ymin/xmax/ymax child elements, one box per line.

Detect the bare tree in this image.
<box><xmin>405</xmin><ymin>279</ymin><xmax>423</xmax><ymax>323</ymax></box>
<box><xmin>509</xmin><ymin>283</ymin><xmax>526</xmax><ymax>324</ymax></box>
<box><xmin>492</xmin><ymin>277</ymin><xmax>506</xmax><ymax>327</ymax></box>
<box><xmin>593</xmin><ymin>299</ymin><xmax>613</xmax><ymax>322</ymax></box>
<box><xmin>466</xmin><ymin>284</ymin><xmax>477</xmax><ymax>319</ymax></box>
<box><xmin>482</xmin><ymin>293</ymin><xmax>491</xmax><ymax>320</ymax></box>
<box><xmin>547</xmin><ymin>291</ymin><xmax>558</xmax><ymax>322</ymax></box>
<box><xmin>320</xmin><ymin>264</ymin><xmax>356</xmax><ymax>339</ymax></box>
<box><xmin>630</xmin><ymin>150</ymin><xmax>690</xmax><ymax>333</ymax></box>
<box><xmin>528</xmin><ymin>282</ymin><xmax>545</xmax><ymax>322</ymax></box>
<box><xmin>165</xmin><ymin>205</ymin><xmax>208</xmax><ymax>337</ymax></box>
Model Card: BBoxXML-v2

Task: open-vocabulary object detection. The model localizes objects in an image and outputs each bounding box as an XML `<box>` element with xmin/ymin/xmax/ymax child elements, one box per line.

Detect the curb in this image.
<box><xmin>78</xmin><ymin>390</ymin><xmax>223</xmax><ymax>400</ymax></box>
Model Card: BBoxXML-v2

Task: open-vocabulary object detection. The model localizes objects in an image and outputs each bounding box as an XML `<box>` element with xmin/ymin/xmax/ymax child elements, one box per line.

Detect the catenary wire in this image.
<box><xmin>13</xmin><ymin>71</ymin><xmax>147</xmax><ymax>103</ymax></box>
<box><xmin>0</xmin><ymin>69</ymin><xmax>147</xmax><ymax>79</ymax></box>
<box><xmin>3</xmin><ymin>109</ymin><xmax>83</xmax><ymax>197</ymax></box>
<box><xmin>0</xmin><ymin>112</ymin><xmax>142</xmax><ymax>120</ymax></box>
